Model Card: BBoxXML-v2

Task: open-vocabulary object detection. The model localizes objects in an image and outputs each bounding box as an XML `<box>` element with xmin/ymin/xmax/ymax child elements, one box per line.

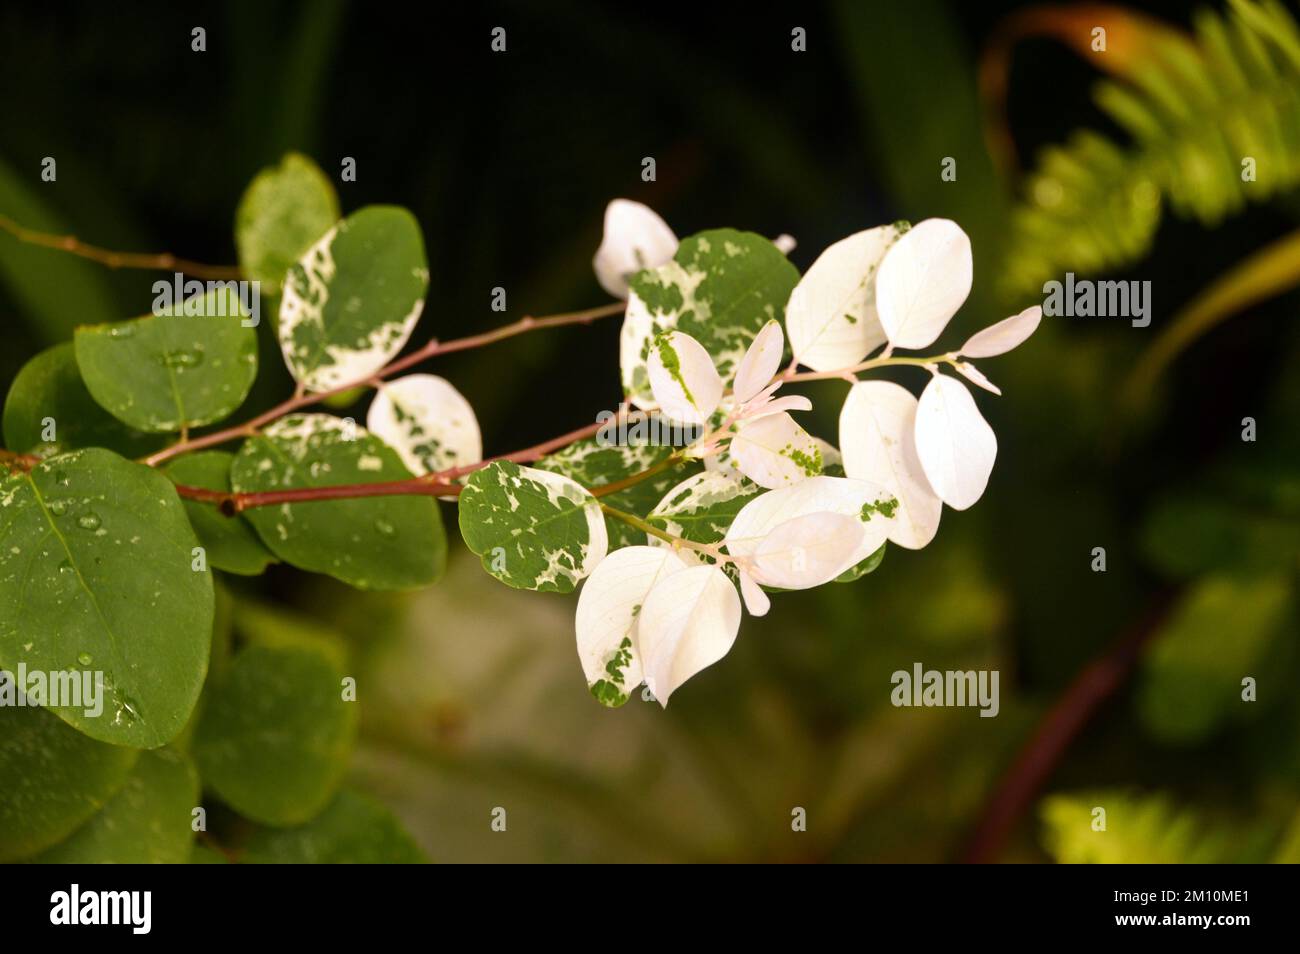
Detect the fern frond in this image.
<box><xmin>1040</xmin><ymin>789</ymin><xmax>1274</xmax><ymax>863</ymax></box>
<box><xmin>1005</xmin><ymin>0</ymin><xmax>1300</xmax><ymax>297</ymax></box>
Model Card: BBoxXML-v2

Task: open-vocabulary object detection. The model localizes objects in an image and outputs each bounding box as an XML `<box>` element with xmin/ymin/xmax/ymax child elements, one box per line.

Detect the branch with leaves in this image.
<box><xmin>0</xmin><ymin>152</ymin><xmax>1042</xmax><ymax>763</ymax></box>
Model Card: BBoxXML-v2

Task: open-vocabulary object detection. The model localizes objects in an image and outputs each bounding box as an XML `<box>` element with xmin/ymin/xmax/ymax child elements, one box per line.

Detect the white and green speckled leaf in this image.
<box><xmin>457</xmin><ymin>461</ymin><xmax>608</xmax><ymax>593</ymax></box>
<box><xmin>0</xmin><ymin>448</ymin><xmax>213</xmax><ymax>747</ymax></box>
<box><xmin>279</xmin><ymin>206</ymin><xmax>429</xmax><ymax>392</ymax></box>
<box><xmin>785</xmin><ymin>224</ymin><xmax>905</xmax><ymax>372</ymax></box>
<box><xmin>839</xmin><ymin>380</ymin><xmax>942</xmax><ymax>549</ymax></box>
<box><xmin>537</xmin><ymin>431</ymin><xmax>700</xmax><ymax>550</ymax></box>
<box><xmin>230</xmin><ymin>414</ymin><xmax>445</xmax><ymax>590</ymax></box>
<box><xmin>575</xmin><ymin>545</ymin><xmax>688</xmax><ymax>707</ymax></box>
<box><xmin>366</xmin><ymin>373</ymin><xmax>481</xmax><ymax>476</ymax></box>
<box><xmin>621</xmin><ymin>229</ymin><xmax>799</xmax><ymax>407</ymax></box>
<box><xmin>728</xmin><ymin>411</ymin><xmax>823</xmax><ymax>489</ymax></box>
<box><xmin>235</xmin><ymin>152</ymin><xmax>341</xmax><ymax>292</ymax></box>
<box><xmin>645</xmin><ymin>470</ymin><xmax>760</xmax><ymax>563</ymax></box>
<box><xmin>74</xmin><ymin>287</ymin><xmax>257</xmax><ymax>433</ymax></box>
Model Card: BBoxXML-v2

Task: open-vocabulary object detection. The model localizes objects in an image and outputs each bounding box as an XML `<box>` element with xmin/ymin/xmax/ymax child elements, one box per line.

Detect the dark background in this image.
<box><xmin>2</xmin><ymin>0</ymin><xmax>1296</xmax><ymax>861</ymax></box>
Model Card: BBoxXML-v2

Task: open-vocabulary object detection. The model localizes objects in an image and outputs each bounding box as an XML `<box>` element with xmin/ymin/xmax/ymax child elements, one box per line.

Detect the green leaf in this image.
<box><xmin>457</xmin><ymin>460</ymin><xmax>609</xmax><ymax>593</ymax></box>
<box><xmin>3</xmin><ymin>343</ymin><xmax>163</xmax><ymax>458</ymax></box>
<box><xmin>241</xmin><ymin>791</ymin><xmax>428</xmax><ymax>863</ymax></box>
<box><xmin>622</xmin><ymin>229</ymin><xmax>799</xmax><ymax>405</ymax></box>
<box><xmin>74</xmin><ymin>286</ymin><xmax>258</xmax><ymax>432</ymax></box>
<box><xmin>235</xmin><ymin>152</ymin><xmax>340</xmax><ymax>292</ymax></box>
<box><xmin>1040</xmin><ymin>789</ymin><xmax>1273</xmax><ymax>863</ymax></box>
<box><xmin>195</xmin><ymin>641</ymin><xmax>357</xmax><ymax>826</ymax></box>
<box><xmin>1137</xmin><ymin>574</ymin><xmax>1293</xmax><ymax>744</ymax></box>
<box><xmin>164</xmin><ymin>451</ymin><xmax>277</xmax><ymax>575</ymax></box>
<box><xmin>0</xmin><ymin>703</ymin><xmax>139</xmax><ymax>861</ymax></box>
<box><xmin>32</xmin><ymin>748</ymin><xmax>200</xmax><ymax>863</ymax></box>
<box><xmin>536</xmin><ymin>432</ymin><xmax>701</xmax><ymax>549</ymax></box>
<box><xmin>0</xmin><ymin>448</ymin><xmax>213</xmax><ymax>747</ymax></box>
<box><xmin>1141</xmin><ymin>491</ymin><xmax>1300</xmax><ymax>579</ymax></box>
<box><xmin>190</xmin><ymin>842</ymin><xmax>230</xmax><ymax>863</ymax></box>
<box><xmin>230</xmin><ymin>413</ymin><xmax>445</xmax><ymax>590</ymax></box>
<box><xmin>279</xmin><ymin>205</ymin><xmax>429</xmax><ymax>392</ymax></box>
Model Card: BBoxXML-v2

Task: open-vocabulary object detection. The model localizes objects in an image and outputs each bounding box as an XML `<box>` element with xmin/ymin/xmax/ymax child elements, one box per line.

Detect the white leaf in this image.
<box><xmin>593</xmin><ymin>199</ymin><xmax>678</xmax><ymax>299</ymax></box>
<box><xmin>729</xmin><ymin>412</ymin><xmax>822</xmax><ymax>489</ymax></box>
<box><xmin>953</xmin><ymin>361</ymin><xmax>1001</xmax><ymax>395</ymax></box>
<box><xmin>733</xmin><ymin>320</ymin><xmax>784</xmax><ymax>404</ymax></box>
<box><xmin>724</xmin><ymin>475</ymin><xmax>895</xmax><ymax>569</ymax></box>
<box><xmin>875</xmin><ymin>219</ymin><xmax>973</xmax><ymax>349</ymax></box>
<box><xmin>960</xmin><ymin>305</ymin><xmax>1042</xmax><ymax>358</ymax></box>
<box><xmin>838</xmin><ymin>380</ymin><xmax>942</xmax><ymax>549</ymax></box>
<box><xmin>745</xmin><ymin>394</ymin><xmax>812</xmax><ymax>420</ymax></box>
<box><xmin>366</xmin><ymin>374</ymin><xmax>482</xmax><ymax>476</ymax></box>
<box><xmin>753</xmin><ymin>512</ymin><xmax>865</xmax><ymax>589</ymax></box>
<box><xmin>737</xmin><ymin>569</ymin><xmax>771</xmax><ymax>616</ymax></box>
<box><xmin>773</xmin><ymin>234</ymin><xmax>797</xmax><ymax>255</ymax></box>
<box><xmin>575</xmin><ymin>546</ymin><xmax>688</xmax><ymax>705</ymax></box>
<box><xmin>914</xmin><ymin>373</ymin><xmax>997</xmax><ymax>510</ymax></box>
<box><xmin>784</xmin><ymin>225</ymin><xmax>903</xmax><ymax>371</ymax></box>
<box><xmin>647</xmin><ymin>331</ymin><xmax>723</xmax><ymax>425</ymax></box>
<box><xmin>639</xmin><ymin>565</ymin><xmax>742</xmax><ymax>706</ymax></box>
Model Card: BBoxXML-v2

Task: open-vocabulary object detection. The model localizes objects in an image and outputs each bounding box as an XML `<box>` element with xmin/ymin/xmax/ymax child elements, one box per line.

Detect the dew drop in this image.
<box><xmin>77</xmin><ymin>652</ymin><xmax>92</xmax><ymax>666</ymax></box>
<box><xmin>374</xmin><ymin>519</ymin><xmax>396</xmax><ymax>537</ymax></box>
<box><xmin>77</xmin><ymin>512</ymin><xmax>102</xmax><ymax>531</ymax></box>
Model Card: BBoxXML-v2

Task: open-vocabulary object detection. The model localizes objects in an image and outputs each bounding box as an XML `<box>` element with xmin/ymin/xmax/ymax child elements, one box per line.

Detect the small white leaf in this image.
<box><xmin>639</xmin><ymin>565</ymin><xmax>742</xmax><ymax>706</ymax></box>
<box><xmin>647</xmin><ymin>331</ymin><xmax>723</xmax><ymax>425</ymax></box>
<box><xmin>737</xmin><ymin>569</ymin><xmax>771</xmax><ymax>616</ymax></box>
<box><xmin>593</xmin><ymin>199</ymin><xmax>678</xmax><ymax>299</ymax></box>
<box><xmin>875</xmin><ymin>219</ymin><xmax>973</xmax><ymax>349</ymax></box>
<box><xmin>575</xmin><ymin>546</ymin><xmax>688</xmax><ymax>706</ymax></box>
<box><xmin>733</xmin><ymin>320</ymin><xmax>784</xmax><ymax>404</ymax></box>
<box><xmin>914</xmin><ymin>373</ymin><xmax>997</xmax><ymax>510</ymax></box>
<box><xmin>725</xmin><ymin>475</ymin><xmax>895</xmax><ymax>568</ymax></box>
<box><xmin>729</xmin><ymin>412</ymin><xmax>822</xmax><ymax>489</ymax></box>
<box><xmin>753</xmin><ymin>511</ymin><xmax>865</xmax><ymax>588</ymax></box>
<box><xmin>838</xmin><ymin>380</ymin><xmax>942</xmax><ymax>549</ymax></box>
<box><xmin>367</xmin><ymin>374</ymin><xmax>482</xmax><ymax>476</ymax></box>
<box><xmin>953</xmin><ymin>361</ymin><xmax>1001</xmax><ymax>395</ymax></box>
<box><xmin>745</xmin><ymin>393</ymin><xmax>813</xmax><ymax>420</ymax></box>
<box><xmin>960</xmin><ymin>305</ymin><xmax>1042</xmax><ymax>358</ymax></box>
<box><xmin>784</xmin><ymin>225</ymin><xmax>902</xmax><ymax>371</ymax></box>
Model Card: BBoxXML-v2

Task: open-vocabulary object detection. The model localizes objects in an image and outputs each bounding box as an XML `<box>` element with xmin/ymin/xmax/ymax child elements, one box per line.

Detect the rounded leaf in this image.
<box><xmin>839</xmin><ymin>380</ymin><xmax>942</xmax><ymax>548</ymax></box>
<box><xmin>0</xmin><ymin>449</ymin><xmax>213</xmax><ymax>747</ymax></box>
<box><xmin>638</xmin><ymin>565</ymin><xmax>741</xmax><ymax>706</ymax></box>
<box><xmin>75</xmin><ymin>287</ymin><xmax>258</xmax><ymax>432</ymax></box>
<box><xmin>231</xmin><ymin>414</ymin><xmax>446</xmax><ymax>590</ymax></box>
<box><xmin>728</xmin><ymin>411</ymin><xmax>822</xmax><ymax>489</ymax></box>
<box><xmin>593</xmin><ymin>199</ymin><xmax>678</xmax><ymax>299</ymax></box>
<box><xmin>733</xmin><ymin>319</ymin><xmax>784</xmax><ymax>404</ymax></box>
<box><xmin>753</xmin><ymin>511</ymin><xmax>866</xmax><ymax>588</ymax></box>
<box><xmin>960</xmin><ymin>305</ymin><xmax>1042</xmax><ymax>358</ymax></box>
<box><xmin>575</xmin><ymin>546</ymin><xmax>687</xmax><ymax>706</ymax></box>
<box><xmin>875</xmin><ymin>219</ymin><xmax>972</xmax><ymax>349</ymax></box>
<box><xmin>785</xmin><ymin>224</ymin><xmax>902</xmax><ymax>371</ymax></box>
<box><xmin>367</xmin><ymin>373</ymin><xmax>482</xmax><ymax>476</ymax></box>
<box><xmin>279</xmin><ymin>206</ymin><xmax>429</xmax><ymax>392</ymax></box>
<box><xmin>457</xmin><ymin>461</ymin><xmax>608</xmax><ymax>593</ymax></box>
<box><xmin>914</xmin><ymin>373</ymin><xmax>997</xmax><ymax>510</ymax></box>
<box><xmin>235</xmin><ymin>152</ymin><xmax>341</xmax><ymax>292</ymax></box>
<box><xmin>647</xmin><ymin>331</ymin><xmax>723</xmax><ymax>424</ymax></box>
<box><xmin>724</xmin><ymin>475</ymin><xmax>895</xmax><ymax>568</ymax></box>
